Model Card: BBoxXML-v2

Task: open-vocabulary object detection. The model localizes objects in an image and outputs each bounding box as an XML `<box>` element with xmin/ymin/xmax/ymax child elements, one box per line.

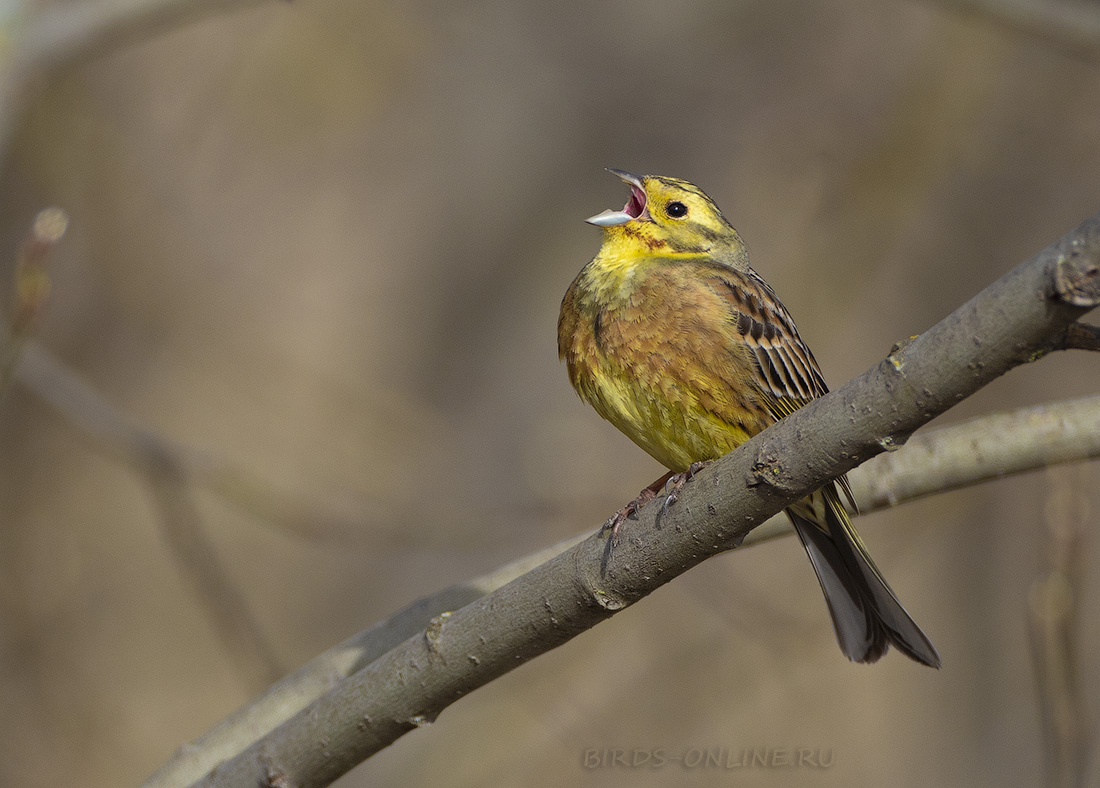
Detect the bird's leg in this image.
<box><xmin>602</xmin><ymin>470</ymin><xmax>675</xmax><ymax>547</ymax></box>
<box><xmin>659</xmin><ymin>460</ymin><xmax>712</xmax><ymax>516</ymax></box>
<box><xmin>601</xmin><ymin>464</ymin><xmax>712</xmax><ymax>569</ymax></box>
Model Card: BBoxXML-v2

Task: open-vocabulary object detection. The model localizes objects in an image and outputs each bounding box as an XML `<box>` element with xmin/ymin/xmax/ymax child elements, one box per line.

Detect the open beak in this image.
<box><xmin>586</xmin><ymin>169</ymin><xmax>650</xmax><ymax>226</ymax></box>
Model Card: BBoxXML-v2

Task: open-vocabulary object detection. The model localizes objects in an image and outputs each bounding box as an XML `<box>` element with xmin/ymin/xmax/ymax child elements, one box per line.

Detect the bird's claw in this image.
<box><xmin>602</xmin><ymin>489</ymin><xmax>656</xmax><ymax>547</ymax></box>
<box><xmin>601</xmin><ymin>464</ymin><xmax>711</xmax><ymax>568</ymax></box>
<box><xmin>659</xmin><ymin>461</ymin><xmax>711</xmax><ymax>516</ymax></box>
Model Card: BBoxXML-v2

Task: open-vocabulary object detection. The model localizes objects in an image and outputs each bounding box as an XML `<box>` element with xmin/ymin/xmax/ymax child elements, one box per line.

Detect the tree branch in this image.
<box><xmin>1055</xmin><ymin>322</ymin><xmax>1100</xmax><ymax>352</ymax></box>
<box><xmin>745</xmin><ymin>392</ymin><xmax>1100</xmax><ymax>545</ymax></box>
<box><xmin>141</xmin><ymin>392</ymin><xmax>1100</xmax><ymax>788</ymax></box>
<box><xmin>141</xmin><ymin>541</ymin><xmax>574</xmax><ymax>788</ymax></box>
<box><xmin>179</xmin><ymin>212</ymin><xmax>1099</xmax><ymax>788</ymax></box>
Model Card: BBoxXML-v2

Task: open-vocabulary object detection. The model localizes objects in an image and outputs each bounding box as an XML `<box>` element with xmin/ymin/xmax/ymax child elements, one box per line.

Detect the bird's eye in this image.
<box><xmin>666</xmin><ymin>201</ymin><xmax>688</xmax><ymax>218</ymax></box>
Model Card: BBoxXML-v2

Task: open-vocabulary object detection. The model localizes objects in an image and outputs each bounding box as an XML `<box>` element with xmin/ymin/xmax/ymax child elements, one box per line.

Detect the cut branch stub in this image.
<box><xmin>1053</xmin><ymin>242</ymin><xmax>1100</xmax><ymax>308</ymax></box>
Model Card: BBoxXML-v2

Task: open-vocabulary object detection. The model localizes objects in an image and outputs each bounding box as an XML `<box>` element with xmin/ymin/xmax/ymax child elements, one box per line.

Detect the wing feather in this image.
<box><xmin>711</xmin><ymin>267</ymin><xmax>860</xmax><ymax>508</ymax></box>
<box><xmin>711</xmin><ymin>268</ymin><xmax>828</xmax><ymax>408</ymax></box>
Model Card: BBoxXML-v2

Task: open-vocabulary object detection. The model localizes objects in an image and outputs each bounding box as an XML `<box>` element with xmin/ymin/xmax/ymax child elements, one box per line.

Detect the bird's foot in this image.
<box><xmin>602</xmin><ymin>490</ymin><xmax>655</xmax><ymax>546</ymax></box>
<box><xmin>601</xmin><ymin>471</ymin><xmax>675</xmax><ymax>556</ymax></box>
<box><xmin>600</xmin><ymin>464</ymin><xmax>713</xmax><ymax>569</ymax></box>
<box><xmin>659</xmin><ymin>461</ymin><xmax>712</xmax><ymax>516</ymax></box>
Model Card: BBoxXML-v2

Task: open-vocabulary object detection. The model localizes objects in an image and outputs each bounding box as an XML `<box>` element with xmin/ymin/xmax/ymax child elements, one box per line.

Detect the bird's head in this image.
<box><xmin>586</xmin><ymin>169</ymin><xmax>747</xmax><ymax>265</ymax></box>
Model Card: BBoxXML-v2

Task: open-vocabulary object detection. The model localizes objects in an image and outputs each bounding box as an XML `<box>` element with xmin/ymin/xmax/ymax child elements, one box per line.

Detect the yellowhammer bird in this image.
<box><xmin>558</xmin><ymin>169</ymin><xmax>940</xmax><ymax>667</ymax></box>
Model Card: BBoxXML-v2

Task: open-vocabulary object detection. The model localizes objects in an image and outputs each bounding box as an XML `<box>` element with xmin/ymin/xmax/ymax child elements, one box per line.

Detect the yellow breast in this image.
<box><xmin>558</xmin><ymin>254</ymin><xmax>771</xmax><ymax>472</ymax></box>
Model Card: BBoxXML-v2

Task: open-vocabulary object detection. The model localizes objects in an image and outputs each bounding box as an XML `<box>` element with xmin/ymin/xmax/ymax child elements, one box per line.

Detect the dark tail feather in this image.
<box><xmin>788</xmin><ymin>486</ymin><xmax>941</xmax><ymax>668</ymax></box>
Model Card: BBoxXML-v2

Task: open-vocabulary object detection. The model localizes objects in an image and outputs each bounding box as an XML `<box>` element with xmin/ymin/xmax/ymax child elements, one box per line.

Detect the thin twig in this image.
<box><xmin>14</xmin><ymin>340</ymin><xmax>379</xmax><ymax>543</ymax></box>
<box><xmin>142</xmin><ymin>443</ymin><xmax>283</xmax><ymax>692</ymax></box>
<box><xmin>0</xmin><ymin>208</ymin><xmax>67</xmax><ymax>398</ymax></box>
<box><xmin>12</xmin><ymin>338</ymin><xmax>283</xmax><ymax>689</ymax></box>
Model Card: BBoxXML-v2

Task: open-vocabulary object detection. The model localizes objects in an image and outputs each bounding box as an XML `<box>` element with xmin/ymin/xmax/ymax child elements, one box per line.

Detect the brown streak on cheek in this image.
<box><xmin>623</xmin><ymin>224</ymin><xmax>667</xmax><ymax>251</ymax></box>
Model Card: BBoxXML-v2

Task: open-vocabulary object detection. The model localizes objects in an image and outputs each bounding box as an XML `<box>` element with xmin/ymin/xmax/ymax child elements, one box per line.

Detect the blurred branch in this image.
<box><xmin>142</xmin><ymin>394</ymin><xmax>1100</xmax><ymax>788</ymax></box>
<box><xmin>744</xmin><ymin>392</ymin><xmax>1100</xmax><ymax>546</ymax></box>
<box><xmin>0</xmin><ymin>208</ymin><xmax>67</xmax><ymax>398</ymax></box>
<box><xmin>11</xmin><ymin>338</ymin><xmax>412</xmax><ymax>688</ymax></box>
<box><xmin>178</xmin><ymin>212</ymin><xmax>1099</xmax><ymax>788</ymax></box>
<box><xmin>143</xmin><ymin>444</ymin><xmax>283</xmax><ymax>692</ymax></box>
<box><xmin>0</xmin><ymin>211</ymin><xmax>295</xmax><ymax>689</ymax></box>
<box><xmin>0</xmin><ymin>0</ymin><xmax>274</xmax><ymax>166</ymax></box>
<box><xmin>11</xmin><ymin>340</ymin><xmax>285</xmax><ymax>689</ymax></box>
<box><xmin>19</xmin><ymin>0</ymin><xmax>269</xmax><ymax>73</ymax></box>
<box><xmin>14</xmin><ymin>340</ymin><xmax>376</xmax><ymax>542</ymax></box>
<box><xmin>930</xmin><ymin>0</ymin><xmax>1100</xmax><ymax>59</ymax></box>
<box><xmin>1029</xmin><ymin>466</ymin><xmax>1092</xmax><ymax>788</ymax></box>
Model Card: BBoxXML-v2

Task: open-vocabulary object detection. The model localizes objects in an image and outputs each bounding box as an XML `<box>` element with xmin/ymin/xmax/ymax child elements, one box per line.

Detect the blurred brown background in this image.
<box><xmin>1</xmin><ymin>0</ymin><xmax>1099</xmax><ymax>785</ymax></box>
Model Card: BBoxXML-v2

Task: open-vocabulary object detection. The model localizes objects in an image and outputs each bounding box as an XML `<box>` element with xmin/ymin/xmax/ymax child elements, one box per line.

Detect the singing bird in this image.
<box><xmin>558</xmin><ymin>169</ymin><xmax>939</xmax><ymax>666</ymax></box>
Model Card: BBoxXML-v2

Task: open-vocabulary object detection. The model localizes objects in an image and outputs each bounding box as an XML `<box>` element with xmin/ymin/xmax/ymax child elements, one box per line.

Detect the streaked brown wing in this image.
<box><xmin>710</xmin><ymin>266</ymin><xmax>859</xmax><ymax>514</ymax></box>
<box><xmin>711</xmin><ymin>267</ymin><xmax>828</xmax><ymax>408</ymax></box>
